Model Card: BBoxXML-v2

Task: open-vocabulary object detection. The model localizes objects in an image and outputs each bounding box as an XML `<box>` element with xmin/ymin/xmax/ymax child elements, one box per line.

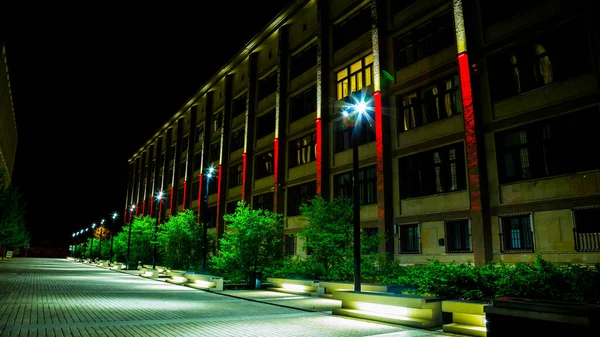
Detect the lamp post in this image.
<box><xmin>90</xmin><ymin>223</ymin><xmax>96</xmax><ymax>261</ymax></box>
<box><xmin>110</xmin><ymin>212</ymin><xmax>117</xmax><ymax>261</ymax></box>
<box><xmin>126</xmin><ymin>204</ymin><xmax>135</xmax><ymax>270</ymax></box>
<box><xmin>201</xmin><ymin>166</ymin><xmax>215</xmax><ymax>275</ymax></box>
<box><xmin>341</xmin><ymin>92</ymin><xmax>373</xmax><ymax>292</ymax></box>
<box><xmin>152</xmin><ymin>191</ymin><xmax>163</xmax><ymax>270</ymax></box>
<box><xmin>98</xmin><ymin>219</ymin><xmax>105</xmax><ymax>259</ymax></box>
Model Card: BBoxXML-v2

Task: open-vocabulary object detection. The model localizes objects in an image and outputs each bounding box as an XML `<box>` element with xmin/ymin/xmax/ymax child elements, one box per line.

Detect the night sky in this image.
<box><xmin>2</xmin><ymin>1</ymin><xmax>294</xmax><ymax>247</ymax></box>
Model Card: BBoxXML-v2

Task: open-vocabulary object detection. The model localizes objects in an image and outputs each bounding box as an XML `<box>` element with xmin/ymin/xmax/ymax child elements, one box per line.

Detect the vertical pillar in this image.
<box><xmin>316</xmin><ymin>0</ymin><xmax>331</xmax><ymax>198</ymax></box>
<box><xmin>172</xmin><ymin>118</ymin><xmax>184</xmax><ymax>213</ymax></box>
<box><xmin>242</xmin><ymin>53</ymin><xmax>258</xmax><ymax>203</ymax></box>
<box><xmin>216</xmin><ymin>74</ymin><xmax>234</xmax><ymax>240</ymax></box>
<box><xmin>185</xmin><ymin>107</ymin><xmax>198</xmax><ymax>210</ymax></box>
<box><xmin>274</xmin><ymin>25</ymin><xmax>289</xmax><ymax>214</ymax></box>
<box><xmin>199</xmin><ymin>92</ymin><xmax>214</xmax><ymax>223</ymax></box>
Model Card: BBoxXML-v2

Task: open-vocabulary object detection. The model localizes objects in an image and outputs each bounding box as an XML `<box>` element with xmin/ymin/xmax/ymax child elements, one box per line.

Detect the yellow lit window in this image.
<box><xmin>336</xmin><ymin>54</ymin><xmax>374</xmax><ymax>99</ymax></box>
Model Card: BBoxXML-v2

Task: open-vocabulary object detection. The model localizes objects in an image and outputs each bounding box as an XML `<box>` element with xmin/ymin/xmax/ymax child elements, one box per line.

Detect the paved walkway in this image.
<box><xmin>0</xmin><ymin>258</ymin><xmax>465</xmax><ymax>337</ymax></box>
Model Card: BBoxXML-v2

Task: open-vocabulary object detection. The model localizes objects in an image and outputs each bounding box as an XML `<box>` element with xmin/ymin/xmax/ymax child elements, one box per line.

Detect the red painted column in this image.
<box><xmin>315</xmin><ymin>118</ymin><xmax>322</xmax><ymax>195</ymax></box>
<box><xmin>169</xmin><ymin>187</ymin><xmax>174</xmax><ymax>214</ymax></box>
<box><xmin>374</xmin><ymin>92</ymin><xmax>385</xmax><ymax>222</ymax></box>
<box><xmin>141</xmin><ymin>200</ymin><xmax>145</xmax><ymax>216</ymax></box>
<box><xmin>182</xmin><ymin>180</ymin><xmax>187</xmax><ymax>211</ymax></box>
<box><xmin>241</xmin><ymin>153</ymin><xmax>247</xmax><ymax>200</ymax></box>
<box><xmin>198</xmin><ymin>174</ymin><xmax>203</xmax><ymax>219</ymax></box>
<box><xmin>216</xmin><ymin>165</ymin><xmax>223</xmax><ymax>236</ymax></box>
<box><xmin>149</xmin><ymin>197</ymin><xmax>154</xmax><ymax>217</ymax></box>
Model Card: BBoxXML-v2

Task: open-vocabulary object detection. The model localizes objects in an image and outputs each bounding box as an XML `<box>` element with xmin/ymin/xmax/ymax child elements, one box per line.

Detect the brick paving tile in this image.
<box><xmin>1</xmin><ymin>258</ymin><xmax>467</xmax><ymax>337</ymax></box>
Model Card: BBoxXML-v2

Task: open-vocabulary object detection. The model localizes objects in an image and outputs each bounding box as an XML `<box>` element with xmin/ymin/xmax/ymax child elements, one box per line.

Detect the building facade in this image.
<box><xmin>0</xmin><ymin>43</ymin><xmax>18</xmax><ymax>185</ymax></box>
<box><xmin>124</xmin><ymin>0</ymin><xmax>600</xmax><ymax>265</ymax></box>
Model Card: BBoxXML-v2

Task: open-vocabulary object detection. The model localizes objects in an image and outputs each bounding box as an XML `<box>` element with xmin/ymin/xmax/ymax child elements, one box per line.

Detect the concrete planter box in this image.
<box><xmin>183</xmin><ymin>273</ymin><xmax>224</xmax><ymax>291</ymax></box>
<box><xmin>318</xmin><ymin>281</ymin><xmax>403</xmax><ymax>297</ymax></box>
<box><xmin>442</xmin><ymin>300</ymin><xmax>489</xmax><ymax>336</ymax></box>
<box><xmin>332</xmin><ymin>291</ymin><xmax>443</xmax><ymax>329</ymax></box>
<box><xmin>266</xmin><ymin>277</ymin><xmax>320</xmax><ymax>296</ymax></box>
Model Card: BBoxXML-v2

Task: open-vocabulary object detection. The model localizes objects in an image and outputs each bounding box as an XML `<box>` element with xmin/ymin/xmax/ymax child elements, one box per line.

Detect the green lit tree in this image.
<box><xmin>211</xmin><ymin>200</ymin><xmax>284</xmax><ymax>283</ymax></box>
<box><xmin>0</xmin><ymin>169</ymin><xmax>29</xmax><ymax>257</ymax></box>
<box><xmin>157</xmin><ymin>209</ymin><xmax>203</xmax><ymax>271</ymax></box>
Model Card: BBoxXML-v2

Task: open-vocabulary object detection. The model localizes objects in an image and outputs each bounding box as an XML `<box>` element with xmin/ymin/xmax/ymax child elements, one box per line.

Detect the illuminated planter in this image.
<box><xmin>140</xmin><ymin>269</ymin><xmax>159</xmax><ymax>278</ymax></box>
<box><xmin>318</xmin><ymin>281</ymin><xmax>403</xmax><ymax>298</ymax></box>
<box><xmin>165</xmin><ymin>270</ymin><xmax>187</xmax><ymax>285</ymax></box>
<box><xmin>183</xmin><ymin>273</ymin><xmax>224</xmax><ymax>291</ymax></box>
<box><xmin>266</xmin><ymin>278</ymin><xmax>320</xmax><ymax>296</ymax></box>
<box><xmin>332</xmin><ymin>291</ymin><xmax>443</xmax><ymax>329</ymax></box>
<box><xmin>442</xmin><ymin>300</ymin><xmax>489</xmax><ymax>337</ymax></box>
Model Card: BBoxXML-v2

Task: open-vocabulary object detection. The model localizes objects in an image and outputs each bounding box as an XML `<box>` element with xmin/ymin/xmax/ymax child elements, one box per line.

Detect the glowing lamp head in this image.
<box><xmin>91</xmin><ymin>223</ymin><xmax>96</xmax><ymax>229</ymax></box>
<box><xmin>206</xmin><ymin>166</ymin><xmax>215</xmax><ymax>178</ymax></box>
<box><xmin>101</xmin><ymin>219</ymin><xmax>105</xmax><ymax>225</ymax></box>
<box><xmin>156</xmin><ymin>191</ymin><xmax>164</xmax><ymax>200</ymax></box>
<box><xmin>112</xmin><ymin>212</ymin><xmax>118</xmax><ymax>220</ymax></box>
<box><xmin>131</xmin><ymin>205</ymin><xmax>135</xmax><ymax>211</ymax></box>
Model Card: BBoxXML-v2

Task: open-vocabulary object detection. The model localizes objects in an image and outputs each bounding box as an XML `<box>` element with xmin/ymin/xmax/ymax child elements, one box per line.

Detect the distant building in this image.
<box><xmin>124</xmin><ymin>0</ymin><xmax>600</xmax><ymax>265</ymax></box>
<box><xmin>0</xmin><ymin>43</ymin><xmax>18</xmax><ymax>185</ymax></box>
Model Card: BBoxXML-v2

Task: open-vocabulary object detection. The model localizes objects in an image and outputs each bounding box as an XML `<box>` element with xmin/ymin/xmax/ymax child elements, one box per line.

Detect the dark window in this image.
<box><xmin>284</xmin><ymin>234</ymin><xmax>296</xmax><ymax>255</ymax></box>
<box><xmin>253</xmin><ymin>192</ymin><xmax>273</xmax><ymax>211</ymax></box>
<box><xmin>169</xmin><ymin>144</ymin><xmax>177</xmax><ymax>163</ymax></box>
<box><xmin>499</xmin><ymin>214</ymin><xmax>534</xmax><ymax>253</ymax></box>
<box><xmin>207</xmin><ymin>206</ymin><xmax>217</xmax><ymax>228</ymax></box>
<box><xmin>192</xmin><ymin>152</ymin><xmax>202</xmax><ymax>172</ymax></box>
<box><xmin>395</xmin><ymin>11</ymin><xmax>454</xmax><ymax>69</ymax></box>
<box><xmin>181</xmin><ymin>136</ymin><xmax>189</xmax><ymax>152</ymax></box>
<box><xmin>255</xmin><ymin>151</ymin><xmax>274</xmax><ymax>179</ymax></box>
<box><xmin>445</xmin><ymin>219</ymin><xmax>471</xmax><ymax>253</ymax></box>
<box><xmin>226</xmin><ymin>200</ymin><xmax>239</xmax><ymax>215</ymax></box>
<box><xmin>191</xmin><ymin>181</ymin><xmax>199</xmax><ymax>201</ymax></box>
<box><xmin>256</xmin><ymin>110</ymin><xmax>275</xmax><ymax>139</ymax></box>
<box><xmin>177</xmin><ymin>187</ymin><xmax>184</xmax><ymax>204</ymax></box>
<box><xmin>212</xmin><ymin>112</ymin><xmax>223</xmax><ymax>131</ymax></box>
<box><xmin>195</xmin><ymin>125</ymin><xmax>204</xmax><ymax>144</ymax></box>
<box><xmin>332</xmin><ymin>5</ymin><xmax>371</xmax><ymax>51</ymax></box>
<box><xmin>335</xmin><ymin>113</ymin><xmax>375</xmax><ymax>153</ymax></box>
<box><xmin>257</xmin><ymin>71</ymin><xmax>278</xmax><ymax>101</ymax></box>
<box><xmin>290</xmin><ymin>44</ymin><xmax>317</xmax><ymax>79</ymax></box>
<box><xmin>230</xmin><ymin>128</ymin><xmax>245</xmax><ymax>152</ymax></box>
<box><xmin>290</xmin><ymin>133</ymin><xmax>316</xmax><ymax>167</ymax></box>
<box><xmin>179</xmin><ymin>161</ymin><xmax>186</xmax><ymax>179</ymax></box>
<box><xmin>399</xmin><ymin>75</ymin><xmax>462</xmax><ymax>132</ymax></box>
<box><xmin>287</xmin><ymin>181</ymin><xmax>316</xmax><ymax>216</ymax></box>
<box><xmin>289</xmin><ymin>86</ymin><xmax>317</xmax><ymax>123</ymax></box>
<box><xmin>333</xmin><ymin>165</ymin><xmax>377</xmax><ymax>205</ymax></box>
<box><xmin>495</xmin><ymin>107</ymin><xmax>600</xmax><ymax>184</ymax></box>
<box><xmin>398</xmin><ymin>223</ymin><xmax>420</xmax><ymax>254</ymax></box>
<box><xmin>399</xmin><ymin>142</ymin><xmax>466</xmax><ymax>199</ymax></box>
<box><xmin>207</xmin><ymin>175</ymin><xmax>218</xmax><ymax>195</ymax></box>
<box><xmin>229</xmin><ymin>163</ymin><xmax>243</xmax><ymax>188</ymax></box>
<box><xmin>232</xmin><ymin>94</ymin><xmax>247</xmax><ymax>118</ymax></box>
<box><xmin>488</xmin><ymin>21</ymin><xmax>590</xmax><ymax>102</ymax></box>
<box><xmin>209</xmin><ymin>142</ymin><xmax>220</xmax><ymax>164</ymax></box>
<box><xmin>391</xmin><ymin>0</ymin><xmax>417</xmax><ymax>14</ymax></box>
<box><xmin>480</xmin><ymin>0</ymin><xmax>546</xmax><ymax>26</ymax></box>
<box><xmin>573</xmin><ymin>207</ymin><xmax>600</xmax><ymax>252</ymax></box>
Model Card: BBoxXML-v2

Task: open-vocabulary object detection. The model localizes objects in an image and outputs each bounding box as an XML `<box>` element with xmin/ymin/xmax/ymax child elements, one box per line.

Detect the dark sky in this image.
<box><xmin>2</xmin><ymin>1</ymin><xmax>294</xmax><ymax>247</ymax></box>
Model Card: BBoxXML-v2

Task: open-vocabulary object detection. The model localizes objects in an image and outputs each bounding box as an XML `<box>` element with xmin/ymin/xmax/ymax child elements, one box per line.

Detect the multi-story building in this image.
<box><xmin>125</xmin><ymin>0</ymin><xmax>600</xmax><ymax>265</ymax></box>
<box><xmin>0</xmin><ymin>43</ymin><xmax>18</xmax><ymax>185</ymax></box>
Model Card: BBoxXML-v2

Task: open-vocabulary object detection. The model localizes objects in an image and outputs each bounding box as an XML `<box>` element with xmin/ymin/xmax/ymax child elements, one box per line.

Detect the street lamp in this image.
<box><xmin>110</xmin><ymin>212</ymin><xmax>117</xmax><ymax>261</ymax></box>
<box><xmin>152</xmin><ymin>191</ymin><xmax>164</xmax><ymax>270</ymax></box>
<box><xmin>98</xmin><ymin>219</ymin><xmax>105</xmax><ymax>259</ymax></box>
<box><xmin>126</xmin><ymin>204</ymin><xmax>136</xmax><ymax>270</ymax></box>
<box><xmin>90</xmin><ymin>223</ymin><xmax>96</xmax><ymax>261</ymax></box>
<box><xmin>201</xmin><ymin>166</ymin><xmax>215</xmax><ymax>274</ymax></box>
<box><xmin>341</xmin><ymin>91</ymin><xmax>374</xmax><ymax>292</ymax></box>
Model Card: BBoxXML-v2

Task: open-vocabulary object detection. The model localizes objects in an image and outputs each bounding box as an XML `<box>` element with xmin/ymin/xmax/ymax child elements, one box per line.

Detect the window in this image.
<box><xmin>253</xmin><ymin>192</ymin><xmax>273</xmax><ymax>211</ymax></box>
<box><xmin>177</xmin><ymin>187</ymin><xmax>184</xmax><ymax>204</ymax></box>
<box><xmin>399</xmin><ymin>143</ymin><xmax>466</xmax><ymax>199</ymax></box>
<box><xmin>499</xmin><ymin>214</ymin><xmax>534</xmax><ymax>253</ymax></box>
<box><xmin>229</xmin><ymin>163</ymin><xmax>243</xmax><ymax>188</ymax></box>
<box><xmin>287</xmin><ymin>181</ymin><xmax>316</xmax><ymax>216</ymax></box>
<box><xmin>289</xmin><ymin>86</ymin><xmax>317</xmax><ymax>123</ymax></box>
<box><xmin>230</xmin><ymin>128</ymin><xmax>245</xmax><ymax>152</ymax></box>
<box><xmin>207</xmin><ymin>176</ymin><xmax>218</xmax><ymax>195</ymax></box>
<box><xmin>290</xmin><ymin>44</ymin><xmax>317</xmax><ymax>79</ymax></box>
<box><xmin>332</xmin><ymin>5</ymin><xmax>371</xmax><ymax>51</ymax></box>
<box><xmin>391</xmin><ymin>0</ymin><xmax>417</xmax><ymax>14</ymax></box>
<box><xmin>395</xmin><ymin>11</ymin><xmax>454</xmax><ymax>69</ymax></box>
<box><xmin>212</xmin><ymin>112</ymin><xmax>223</xmax><ymax>131</ymax></box>
<box><xmin>209</xmin><ymin>142</ymin><xmax>220</xmax><ymax>164</ymax></box>
<box><xmin>284</xmin><ymin>234</ymin><xmax>296</xmax><ymax>255</ymax></box>
<box><xmin>488</xmin><ymin>21</ymin><xmax>590</xmax><ymax>102</ymax></box>
<box><xmin>232</xmin><ymin>94</ymin><xmax>247</xmax><ymax>118</ymax></box>
<box><xmin>399</xmin><ymin>75</ymin><xmax>462</xmax><ymax>131</ymax></box>
<box><xmin>495</xmin><ymin>107</ymin><xmax>600</xmax><ymax>184</ymax></box>
<box><xmin>480</xmin><ymin>0</ymin><xmax>547</xmax><ymax>26</ymax></box>
<box><xmin>207</xmin><ymin>206</ymin><xmax>217</xmax><ymax>228</ymax></box>
<box><xmin>333</xmin><ymin>165</ymin><xmax>377</xmax><ymax>205</ymax></box>
<box><xmin>334</xmin><ymin>115</ymin><xmax>376</xmax><ymax>153</ymax></box>
<box><xmin>181</xmin><ymin>136</ymin><xmax>189</xmax><ymax>153</ymax></box>
<box><xmin>226</xmin><ymin>200</ymin><xmax>239</xmax><ymax>216</ymax></box>
<box><xmin>337</xmin><ymin>54</ymin><xmax>373</xmax><ymax>100</ymax></box>
<box><xmin>290</xmin><ymin>133</ymin><xmax>316</xmax><ymax>167</ymax></box>
<box><xmin>257</xmin><ymin>71</ymin><xmax>277</xmax><ymax>101</ymax></box>
<box><xmin>445</xmin><ymin>219</ymin><xmax>471</xmax><ymax>253</ymax></box>
<box><xmin>256</xmin><ymin>110</ymin><xmax>275</xmax><ymax>139</ymax></box>
<box><xmin>397</xmin><ymin>223</ymin><xmax>420</xmax><ymax>254</ymax></box>
<box><xmin>573</xmin><ymin>207</ymin><xmax>600</xmax><ymax>252</ymax></box>
<box><xmin>191</xmin><ymin>181</ymin><xmax>199</xmax><ymax>200</ymax></box>
<box><xmin>179</xmin><ymin>161</ymin><xmax>186</xmax><ymax>179</ymax></box>
<box><xmin>192</xmin><ymin>152</ymin><xmax>202</xmax><ymax>172</ymax></box>
<box><xmin>255</xmin><ymin>151</ymin><xmax>274</xmax><ymax>179</ymax></box>
<box><xmin>195</xmin><ymin>125</ymin><xmax>204</xmax><ymax>144</ymax></box>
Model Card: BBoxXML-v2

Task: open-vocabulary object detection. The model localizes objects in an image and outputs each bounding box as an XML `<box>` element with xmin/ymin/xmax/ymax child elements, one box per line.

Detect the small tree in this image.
<box><xmin>158</xmin><ymin>209</ymin><xmax>202</xmax><ymax>271</ymax></box>
<box><xmin>211</xmin><ymin>201</ymin><xmax>284</xmax><ymax>283</ymax></box>
<box><xmin>0</xmin><ymin>169</ymin><xmax>29</xmax><ymax>258</ymax></box>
